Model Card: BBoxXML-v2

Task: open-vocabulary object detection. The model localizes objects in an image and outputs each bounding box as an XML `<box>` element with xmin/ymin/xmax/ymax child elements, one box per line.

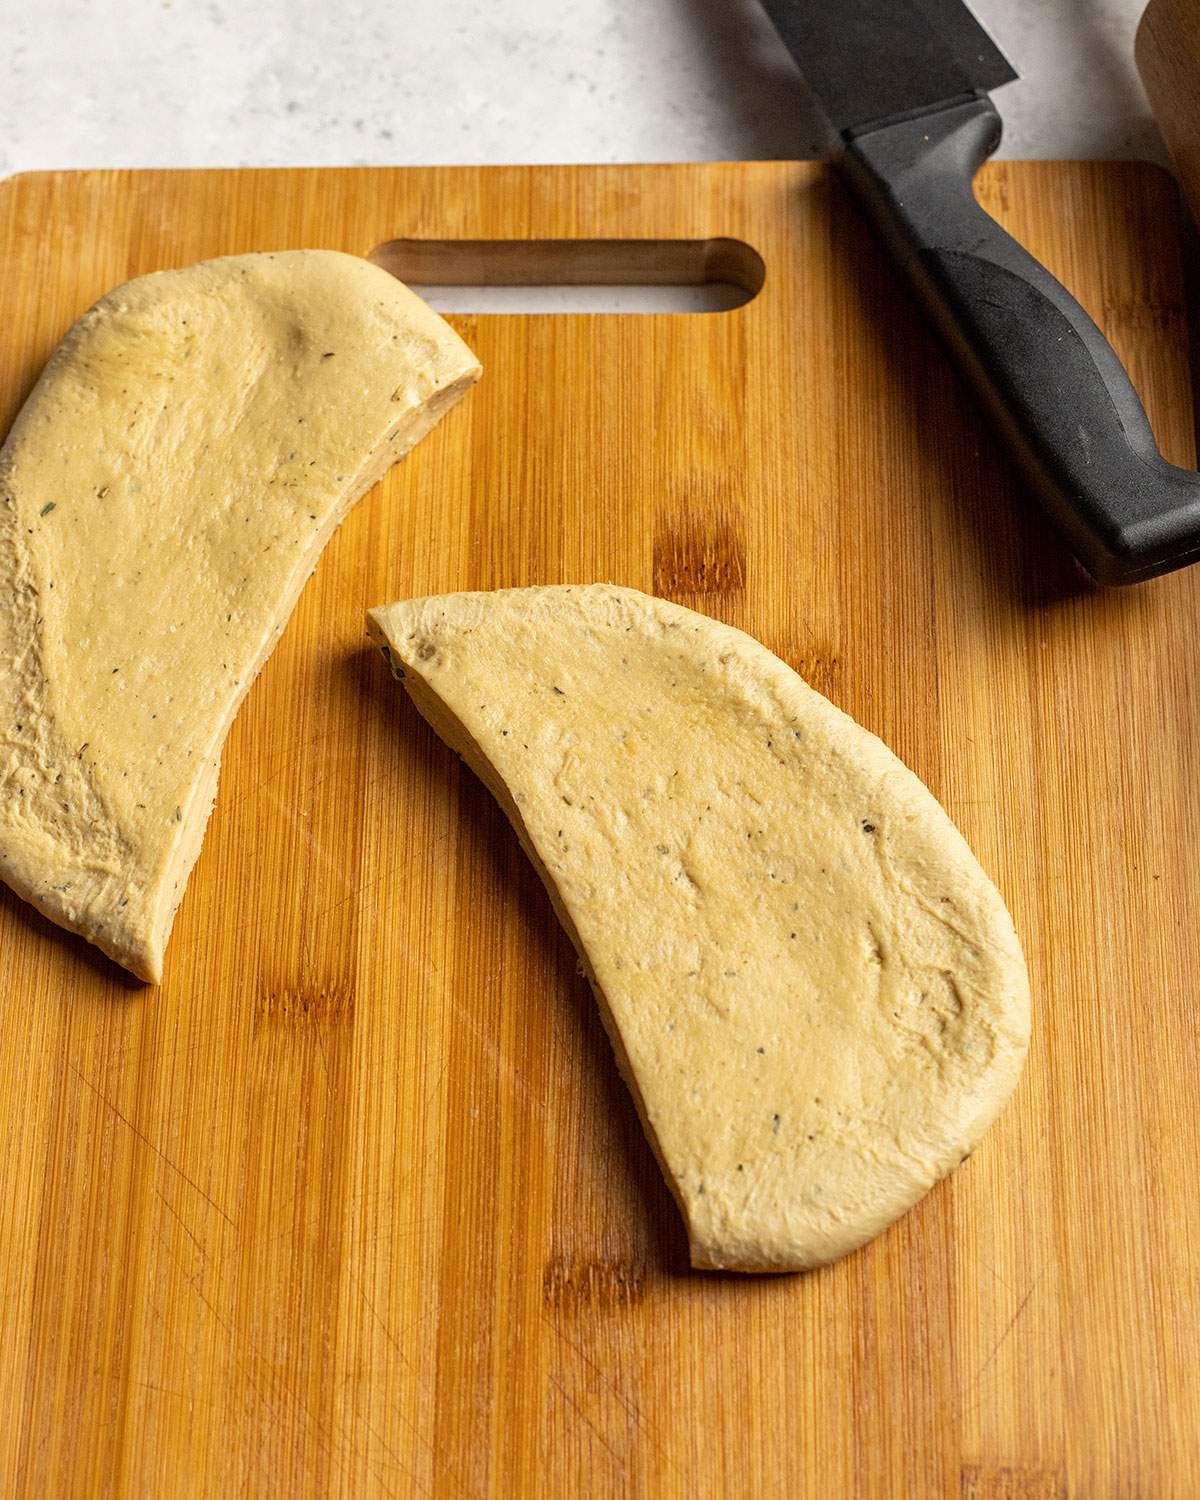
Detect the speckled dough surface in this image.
<box><xmin>0</xmin><ymin>250</ymin><xmax>480</xmax><ymax>980</ymax></box>
<box><xmin>368</xmin><ymin>585</ymin><xmax>1030</xmax><ymax>1272</ymax></box>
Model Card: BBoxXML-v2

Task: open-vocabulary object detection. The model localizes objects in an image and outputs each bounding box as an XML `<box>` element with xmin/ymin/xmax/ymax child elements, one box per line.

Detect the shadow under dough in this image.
<box><xmin>354</xmin><ymin>643</ymin><xmax>692</xmax><ymax>1277</ymax></box>
<box><xmin>0</xmin><ymin>877</ymin><xmax>146</xmax><ymax>995</ymax></box>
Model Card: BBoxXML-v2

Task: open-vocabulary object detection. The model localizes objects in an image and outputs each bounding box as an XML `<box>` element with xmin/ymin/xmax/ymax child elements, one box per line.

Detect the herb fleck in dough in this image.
<box><xmin>0</xmin><ymin>250</ymin><xmax>480</xmax><ymax>980</ymax></box>
<box><xmin>368</xmin><ymin>584</ymin><xmax>1030</xmax><ymax>1272</ymax></box>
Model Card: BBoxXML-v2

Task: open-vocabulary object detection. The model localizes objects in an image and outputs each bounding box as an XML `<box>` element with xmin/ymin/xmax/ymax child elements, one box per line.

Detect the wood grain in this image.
<box><xmin>1138</xmin><ymin>0</ymin><xmax>1200</xmax><ymax>227</ymax></box>
<box><xmin>0</xmin><ymin>161</ymin><xmax>1197</xmax><ymax>1498</ymax></box>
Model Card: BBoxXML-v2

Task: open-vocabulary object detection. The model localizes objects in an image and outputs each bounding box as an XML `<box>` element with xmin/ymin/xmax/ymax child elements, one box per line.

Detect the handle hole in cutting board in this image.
<box><xmin>369</xmin><ymin>237</ymin><xmax>764</xmax><ymax>313</ymax></box>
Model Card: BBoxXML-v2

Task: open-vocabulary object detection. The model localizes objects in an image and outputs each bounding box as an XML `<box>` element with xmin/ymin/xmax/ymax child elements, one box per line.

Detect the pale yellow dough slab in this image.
<box><xmin>0</xmin><ymin>250</ymin><xmax>479</xmax><ymax>980</ymax></box>
<box><xmin>367</xmin><ymin>584</ymin><xmax>1030</xmax><ymax>1272</ymax></box>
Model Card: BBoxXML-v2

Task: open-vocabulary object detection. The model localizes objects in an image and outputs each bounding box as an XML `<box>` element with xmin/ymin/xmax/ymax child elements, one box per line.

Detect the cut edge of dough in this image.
<box><xmin>365</xmin><ymin>607</ymin><xmax>700</xmax><ymax>1256</ymax></box>
<box><xmin>134</xmin><ymin>365</ymin><xmax>480</xmax><ymax>983</ymax></box>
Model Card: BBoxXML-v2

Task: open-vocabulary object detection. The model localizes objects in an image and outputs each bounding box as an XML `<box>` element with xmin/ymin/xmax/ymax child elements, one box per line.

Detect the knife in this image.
<box><xmin>758</xmin><ymin>0</ymin><xmax>1200</xmax><ymax>585</ymax></box>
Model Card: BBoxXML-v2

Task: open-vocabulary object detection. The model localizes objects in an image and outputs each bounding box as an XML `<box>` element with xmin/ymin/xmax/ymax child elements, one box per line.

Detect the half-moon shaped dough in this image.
<box><xmin>367</xmin><ymin>584</ymin><xmax>1029</xmax><ymax>1272</ymax></box>
<box><xmin>0</xmin><ymin>250</ymin><xmax>479</xmax><ymax>980</ymax></box>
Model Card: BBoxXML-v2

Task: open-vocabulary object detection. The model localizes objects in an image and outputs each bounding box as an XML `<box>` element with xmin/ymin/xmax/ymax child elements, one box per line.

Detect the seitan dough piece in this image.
<box><xmin>0</xmin><ymin>250</ymin><xmax>479</xmax><ymax>981</ymax></box>
<box><xmin>367</xmin><ymin>584</ymin><xmax>1030</xmax><ymax>1272</ymax></box>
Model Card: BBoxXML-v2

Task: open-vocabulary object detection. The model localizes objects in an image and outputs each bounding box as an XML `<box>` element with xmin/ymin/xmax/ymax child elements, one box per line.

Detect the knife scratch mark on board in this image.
<box><xmin>68</xmin><ymin>1062</ymin><xmax>237</xmax><ymax>1227</ymax></box>
<box><xmin>960</xmin><ymin>1267</ymin><xmax>1047</xmax><ymax>1413</ymax></box>
<box><xmin>156</xmin><ymin>1186</ymin><xmax>211</xmax><ymax>1264</ymax></box>
<box><xmin>549</xmin><ymin>1372</ymin><xmax>626</xmax><ymax>1470</ymax></box>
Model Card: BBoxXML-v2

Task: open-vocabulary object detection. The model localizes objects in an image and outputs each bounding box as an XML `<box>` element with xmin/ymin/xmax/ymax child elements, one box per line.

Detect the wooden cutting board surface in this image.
<box><xmin>0</xmin><ymin>162</ymin><xmax>1198</xmax><ymax>1499</ymax></box>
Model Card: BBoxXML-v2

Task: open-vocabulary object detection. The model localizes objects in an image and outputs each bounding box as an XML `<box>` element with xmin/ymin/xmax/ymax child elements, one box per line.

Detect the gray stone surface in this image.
<box><xmin>0</xmin><ymin>0</ymin><xmax>1165</xmax><ymax>175</ymax></box>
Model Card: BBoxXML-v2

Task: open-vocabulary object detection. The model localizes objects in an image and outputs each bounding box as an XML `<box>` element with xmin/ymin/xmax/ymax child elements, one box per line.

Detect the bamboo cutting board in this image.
<box><xmin>0</xmin><ymin>162</ymin><xmax>1198</xmax><ymax>1499</ymax></box>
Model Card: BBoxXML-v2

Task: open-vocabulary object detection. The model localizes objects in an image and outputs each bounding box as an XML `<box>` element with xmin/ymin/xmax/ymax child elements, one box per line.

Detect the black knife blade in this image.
<box><xmin>752</xmin><ymin>0</ymin><xmax>1200</xmax><ymax>585</ymax></box>
<box><xmin>757</xmin><ymin>0</ymin><xmax>1015</xmax><ymax>135</ymax></box>
<box><xmin>908</xmin><ymin>0</ymin><xmax>1016</xmax><ymax>90</ymax></box>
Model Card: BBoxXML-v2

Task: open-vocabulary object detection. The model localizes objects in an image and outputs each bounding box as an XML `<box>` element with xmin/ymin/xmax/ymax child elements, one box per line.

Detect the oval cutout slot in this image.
<box><xmin>369</xmin><ymin>238</ymin><xmax>764</xmax><ymax>313</ymax></box>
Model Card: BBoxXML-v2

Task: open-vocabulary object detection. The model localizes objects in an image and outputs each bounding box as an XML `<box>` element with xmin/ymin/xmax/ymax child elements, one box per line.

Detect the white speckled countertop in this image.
<box><xmin>0</xmin><ymin>0</ymin><xmax>1165</xmax><ymax>175</ymax></box>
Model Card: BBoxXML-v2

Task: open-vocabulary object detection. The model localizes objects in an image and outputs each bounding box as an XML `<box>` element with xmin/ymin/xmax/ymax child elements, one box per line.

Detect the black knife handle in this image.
<box><xmin>841</xmin><ymin>96</ymin><xmax>1200</xmax><ymax>584</ymax></box>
